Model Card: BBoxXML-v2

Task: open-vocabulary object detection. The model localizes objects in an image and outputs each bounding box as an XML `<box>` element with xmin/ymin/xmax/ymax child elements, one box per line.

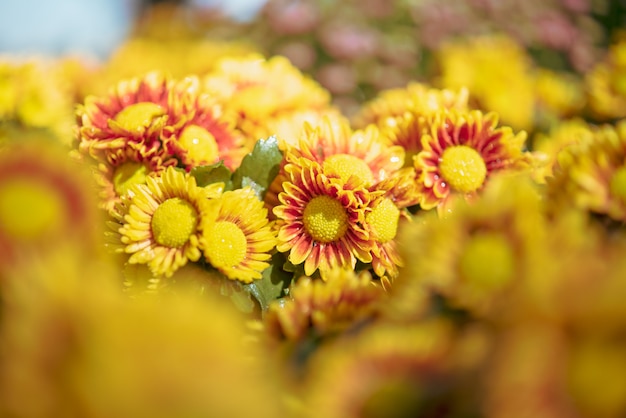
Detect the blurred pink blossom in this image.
<box><xmin>318</xmin><ymin>24</ymin><xmax>379</xmax><ymax>60</ymax></box>
<box><xmin>536</xmin><ymin>11</ymin><xmax>578</xmax><ymax>50</ymax></box>
<box><xmin>265</xmin><ymin>0</ymin><xmax>319</xmax><ymax>35</ymax></box>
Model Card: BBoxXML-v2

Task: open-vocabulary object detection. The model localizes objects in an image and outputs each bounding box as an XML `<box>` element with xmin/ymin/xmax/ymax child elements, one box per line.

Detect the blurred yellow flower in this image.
<box><xmin>203</xmin><ymin>54</ymin><xmax>333</xmax><ymax>144</ymax></box>
<box><xmin>437</xmin><ymin>35</ymin><xmax>535</xmax><ymax>131</ymax></box>
<box><xmin>0</xmin><ymin>138</ymin><xmax>100</xmax><ymax>272</ymax></box>
<box><xmin>0</xmin><ymin>248</ymin><xmax>284</xmax><ymax>418</ymax></box>
<box><xmin>548</xmin><ymin>120</ymin><xmax>626</xmax><ymax>222</ymax></box>
<box><xmin>586</xmin><ymin>38</ymin><xmax>626</xmax><ymax>121</ymax></box>
<box><xmin>264</xmin><ymin>268</ymin><xmax>385</xmax><ymax>342</ymax></box>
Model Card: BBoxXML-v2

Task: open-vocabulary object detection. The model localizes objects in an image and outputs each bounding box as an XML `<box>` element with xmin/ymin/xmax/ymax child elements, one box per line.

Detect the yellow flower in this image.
<box><xmin>548</xmin><ymin>120</ymin><xmax>626</xmax><ymax>222</ymax></box>
<box><xmin>201</xmin><ymin>187</ymin><xmax>276</xmax><ymax>283</ymax></box>
<box><xmin>115</xmin><ymin>166</ymin><xmax>211</xmax><ymax>278</ymax></box>
<box><xmin>302</xmin><ymin>320</ymin><xmax>460</xmax><ymax>418</ymax></box>
<box><xmin>273</xmin><ymin>157</ymin><xmax>374</xmax><ymax>277</ymax></box>
<box><xmin>94</xmin><ymin>144</ymin><xmax>178</xmax><ymax>213</ymax></box>
<box><xmin>203</xmin><ymin>54</ymin><xmax>332</xmax><ymax>144</ymax></box>
<box><xmin>163</xmin><ymin>75</ymin><xmax>246</xmax><ymax>171</ymax></box>
<box><xmin>0</xmin><ymin>249</ymin><xmax>284</xmax><ymax>418</ymax></box>
<box><xmin>0</xmin><ymin>59</ymin><xmax>75</xmax><ymax>145</ymax></box>
<box><xmin>76</xmin><ymin>71</ymin><xmax>171</xmax><ymax>160</ymax></box>
<box><xmin>352</xmin><ymin>81</ymin><xmax>469</xmax><ymax>129</ymax></box>
<box><xmin>585</xmin><ymin>38</ymin><xmax>626</xmax><ymax>121</ymax></box>
<box><xmin>437</xmin><ymin>34</ymin><xmax>535</xmax><ymax>131</ymax></box>
<box><xmin>364</xmin><ymin>170</ymin><xmax>420</xmax><ymax>280</ymax></box>
<box><xmin>414</xmin><ymin>110</ymin><xmax>530</xmax><ymax>212</ymax></box>
<box><xmin>533</xmin><ymin>68</ymin><xmax>585</xmax><ymax>124</ymax></box>
<box><xmin>530</xmin><ymin>118</ymin><xmax>595</xmax><ymax>183</ymax></box>
<box><xmin>290</xmin><ymin>117</ymin><xmax>405</xmax><ymax>188</ymax></box>
<box><xmin>0</xmin><ymin>138</ymin><xmax>99</xmax><ymax>271</ymax></box>
<box><xmin>394</xmin><ymin>174</ymin><xmax>547</xmax><ymax>317</ymax></box>
<box><xmin>264</xmin><ymin>268</ymin><xmax>385</xmax><ymax>342</ymax></box>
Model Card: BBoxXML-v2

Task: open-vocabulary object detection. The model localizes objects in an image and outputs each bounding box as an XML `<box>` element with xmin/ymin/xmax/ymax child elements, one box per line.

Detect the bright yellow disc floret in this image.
<box><xmin>323</xmin><ymin>154</ymin><xmax>375</xmax><ymax>186</ymax></box>
<box><xmin>203</xmin><ymin>221</ymin><xmax>248</xmax><ymax>269</ymax></box>
<box><xmin>303</xmin><ymin>195</ymin><xmax>349</xmax><ymax>243</ymax></box>
<box><xmin>365</xmin><ymin>197</ymin><xmax>400</xmax><ymax>243</ymax></box>
<box><xmin>113</xmin><ymin>102</ymin><xmax>165</xmax><ymax>132</ymax></box>
<box><xmin>151</xmin><ymin>197</ymin><xmax>198</xmax><ymax>248</ymax></box>
<box><xmin>439</xmin><ymin>145</ymin><xmax>487</xmax><ymax>193</ymax></box>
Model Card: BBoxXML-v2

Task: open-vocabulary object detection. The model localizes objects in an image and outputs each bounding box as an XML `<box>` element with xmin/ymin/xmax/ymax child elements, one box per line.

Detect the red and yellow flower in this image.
<box><xmin>76</xmin><ymin>71</ymin><xmax>171</xmax><ymax>159</ymax></box>
<box><xmin>273</xmin><ymin>156</ymin><xmax>374</xmax><ymax>277</ymax></box>
<box><xmin>264</xmin><ymin>268</ymin><xmax>385</xmax><ymax>342</ymax></box>
<box><xmin>414</xmin><ymin>110</ymin><xmax>530</xmax><ymax>212</ymax></box>
<box><xmin>163</xmin><ymin>75</ymin><xmax>246</xmax><ymax>171</ymax></box>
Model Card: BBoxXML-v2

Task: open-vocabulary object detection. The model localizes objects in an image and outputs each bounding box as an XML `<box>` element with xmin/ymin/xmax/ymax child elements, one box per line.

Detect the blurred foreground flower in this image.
<box><xmin>0</xmin><ymin>137</ymin><xmax>101</xmax><ymax>275</ymax></box>
<box><xmin>0</xmin><ymin>250</ymin><xmax>284</xmax><ymax>418</ymax></box>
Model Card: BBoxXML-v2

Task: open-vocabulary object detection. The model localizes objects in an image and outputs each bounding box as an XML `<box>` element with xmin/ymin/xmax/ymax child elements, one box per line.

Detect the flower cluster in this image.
<box><xmin>2</xmin><ymin>2</ymin><xmax>626</xmax><ymax>418</ymax></box>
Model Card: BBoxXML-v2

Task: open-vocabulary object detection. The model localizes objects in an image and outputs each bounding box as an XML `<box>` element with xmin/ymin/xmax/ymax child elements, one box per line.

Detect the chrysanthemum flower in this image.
<box><xmin>302</xmin><ymin>320</ymin><xmax>464</xmax><ymax>418</ymax></box>
<box><xmin>585</xmin><ymin>39</ymin><xmax>626</xmax><ymax>121</ymax></box>
<box><xmin>437</xmin><ymin>35</ymin><xmax>535</xmax><ymax>131</ymax></box>
<box><xmin>0</xmin><ymin>139</ymin><xmax>99</xmax><ymax>270</ymax></box>
<box><xmin>365</xmin><ymin>170</ymin><xmax>420</xmax><ymax>280</ymax></box>
<box><xmin>533</xmin><ymin>68</ymin><xmax>585</xmax><ymax>124</ymax></box>
<box><xmin>273</xmin><ymin>157</ymin><xmax>374</xmax><ymax>277</ymax></box>
<box><xmin>548</xmin><ymin>120</ymin><xmax>626</xmax><ymax>222</ymax></box>
<box><xmin>0</xmin><ymin>250</ymin><xmax>284</xmax><ymax>418</ymax></box>
<box><xmin>203</xmin><ymin>54</ymin><xmax>332</xmax><ymax>144</ymax></box>
<box><xmin>94</xmin><ymin>144</ymin><xmax>178</xmax><ymax>212</ymax></box>
<box><xmin>76</xmin><ymin>71</ymin><xmax>170</xmax><ymax>159</ymax></box>
<box><xmin>352</xmin><ymin>82</ymin><xmax>469</xmax><ymax>129</ymax></box>
<box><xmin>201</xmin><ymin>187</ymin><xmax>276</xmax><ymax>283</ymax></box>
<box><xmin>392</xmin><ymin>175</ymin><xmax>547</xmax><ymax>318</ymax></box>
<box><xmin>289</xmin><ymin>116</ymin><xmax>404</xmax><ymax>187</ymax></box>
<box><xmin>531</xmin><ymin>118</ymin><xmax>595</xmax><ymax>183</ymax></box>
<box><xmin>264</xmin><ymin>269</ymin><xmax>385</xmax><ymax>342</ymax></box>
<box><xmin>114</xmin><ymin>166</ymin><xmax>212</xmax><ymax>278</ymax></box>
<box><xmin>414</xmin><ymin>110</ymin><xmax>530</xmax><ymax>212</ymax></box>
<box><xmin>163</xmin><ymin>75</ymin><xmax>246</xmax><ymax>171</ymax></box>
<box><xmin>266</xmin><ymin>116</ymin><xmax>402</xmax><ymax>220</ymax></box>
<box><xmin>0</xmin><ymin>59</ymin><xmax>76</xmax><ymax>146</ymax></box>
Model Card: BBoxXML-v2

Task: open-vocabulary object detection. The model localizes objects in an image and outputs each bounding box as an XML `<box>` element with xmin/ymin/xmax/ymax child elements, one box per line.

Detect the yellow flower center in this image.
<box><xmin>439</xmin><ymin>145</ymin><xmax>487</xmax><ymax>193</ymax></box>
<box><xmin>203</xmin><ymin>221</ymin><xmax>247</xmax><ymax>269</ymax></box>
<box><xmin>366</xmin><ymin>197</ymin><xmax>400</xmax><ymax>243</ymax></box>
<box><xmin>178</xmin><ymin>124</ymin><xmax>220</xmax><ymax>165</ymax></box>
<box><xmin>0</xmin><ymin>178</ymin><xmax>66</xmax><ymax>241</ymax></box>
<box><xmin>459</xmin><ymin>232</ymin><xmax>515</xmax><ymax>291</ymax></box>
<box><xmin>303</xmin><ymin>195</ymin><xmax>349</xmax><ymax>243</ymax></box>
<box><xmin>323</xmin><ymin>154</ymin><xmax>375</xmax><ymax>186</ymax></box>
<box><xmin>609</xmin><ymin>165</ymin><xmax>626</xmax><ymax>206</ymax></box>
<box><xmin>112</xmin><ymin>162</ymin><xmax>149</xmax><ymax>196</ymax></box>
<box><xmin>113</xmin><ymin>102</ymin><xmax>165</xmax><ymax>132</ymax></box>
<box><xmin>151</xmin><ymin>197</ymin><xmax>198</xmax><ymax>248</ymax></box>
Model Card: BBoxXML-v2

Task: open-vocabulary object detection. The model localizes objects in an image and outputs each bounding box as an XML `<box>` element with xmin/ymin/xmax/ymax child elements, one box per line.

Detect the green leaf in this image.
<box><xmin>232</xmin><ymin>136</ymin><xmax>283</xmax><ymax>199</ymax></box>
<box><xmin>244</xmin><ymin>252</ymin><xmax>293</xmax><ymax>311</ymax></box>
<box><xmin>221</xmin><ymin>280</ymin><xmax>258</xmax><ymax>314</ymax></box>
<box><xmin>190</xmin><ymin>161</ymin><xmax>233</xmax><ymax>190</ymax></box>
